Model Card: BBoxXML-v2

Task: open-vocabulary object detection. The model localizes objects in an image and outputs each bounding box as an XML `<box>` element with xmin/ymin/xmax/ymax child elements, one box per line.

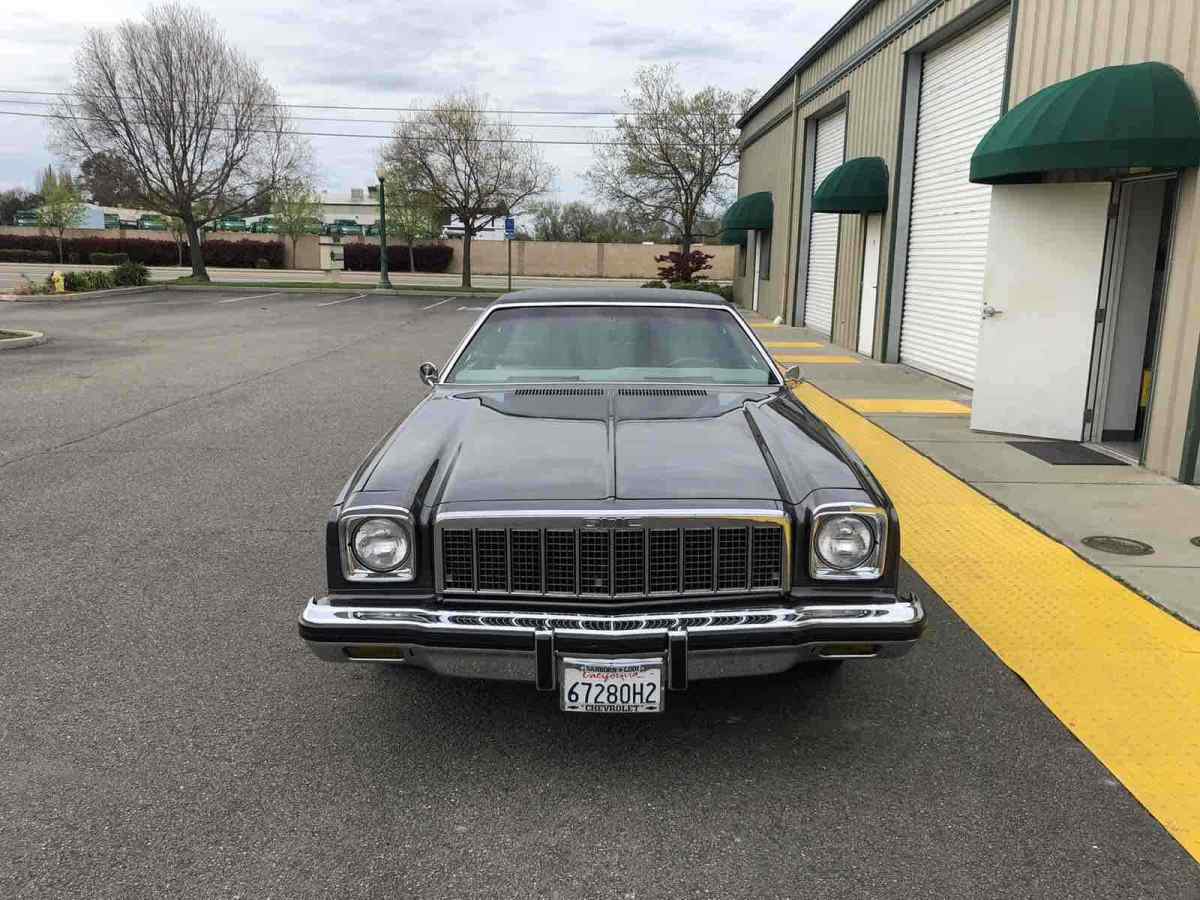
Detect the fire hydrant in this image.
<box><xmin>51</xmin><ymin>271</ymin><xmax>65</xmax><ymax>294</ymax></box>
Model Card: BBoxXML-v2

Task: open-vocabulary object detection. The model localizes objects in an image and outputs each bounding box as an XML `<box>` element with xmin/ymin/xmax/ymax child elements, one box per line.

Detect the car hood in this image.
<box><xmin>360</xmin><ymin>386</ymin><xmax>863</xmax><ymax>505</ymax></box>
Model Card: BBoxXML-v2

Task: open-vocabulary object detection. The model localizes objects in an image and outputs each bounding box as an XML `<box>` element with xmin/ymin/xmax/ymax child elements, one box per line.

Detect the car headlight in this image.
<box><xmin>810</xmin><ymin>505</ymin><xmax>887</xmax><ymax>580</ymax></box>
<box><xmin>352</xmin><ymin>518</ymin><xmax>411</xmax><ymax>572</ymax></box>
<box><xmin>339</xmin><ymin>509</ymin><xmax>416</xmax><ymax>581</ymax></box>
<box><xmin>815</xmin><ymin>515</ymin><xmax>874</xmax><ymax>569</ymax></box>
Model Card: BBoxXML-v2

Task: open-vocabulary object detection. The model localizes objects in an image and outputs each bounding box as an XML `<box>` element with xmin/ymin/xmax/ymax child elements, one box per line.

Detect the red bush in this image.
<box><xmin>342</xmin><ymin>242</ymin><xmax>454</xmax><ymax>273</ymax></box>
<box><xmin>0</xmin><ymin>234</ymin><xmax>283</xmax><ymax>268</ymax></box>
<box><xmin>655</xmin><ymin>250</ymin><xmax>713</xmax><ymax>283</ymax></box>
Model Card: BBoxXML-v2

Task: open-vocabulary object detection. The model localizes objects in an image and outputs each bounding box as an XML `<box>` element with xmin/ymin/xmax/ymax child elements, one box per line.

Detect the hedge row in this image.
<box><xmin>342</xmin><ymin>242</ymin><xmax>453</xmax><ymax>273</ymax></box>
<box><xmin>0</xmin><ymin>248</ymin><xmax>54</xmax><ymax>262</ymax></box>
<box><xmin>0</xmin><ymin>235</ymin><xmax>284</xmax><ymax>268</ymax></box>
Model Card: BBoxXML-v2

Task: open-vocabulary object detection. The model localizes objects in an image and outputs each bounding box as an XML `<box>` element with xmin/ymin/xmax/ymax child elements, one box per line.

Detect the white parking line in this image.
<box><xmin>217</xmin><ymin>292</ymin><xmax>280</xmax><ymax>304</ymax></box>
<box><xmin>316</xmin><ymin>292</ymin><xmax>369</xmax><ymax>308</ymax></box>
<box><xmin>421</xmin><ymin>296</ymin><xmax>456</xmax><ymax>310</ymax></box>
<box><xmin>458</xmin><ymin>306</ymin><xmax>487</xmax><ymax>311</ymax></box>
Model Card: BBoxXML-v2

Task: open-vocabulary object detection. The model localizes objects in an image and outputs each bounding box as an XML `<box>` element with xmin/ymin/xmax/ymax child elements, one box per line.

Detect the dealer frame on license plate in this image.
<box><xmin>560</xmin><ymin>656</ymin><xmax>664</xmax><ymax>714</ymax></box>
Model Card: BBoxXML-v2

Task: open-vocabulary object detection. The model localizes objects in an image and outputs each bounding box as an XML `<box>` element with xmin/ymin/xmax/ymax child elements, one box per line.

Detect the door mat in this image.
<box><xmin>1010</xmin><ymin>441</ymin><xmax>1128</xmax><ymax>466</ymax></box>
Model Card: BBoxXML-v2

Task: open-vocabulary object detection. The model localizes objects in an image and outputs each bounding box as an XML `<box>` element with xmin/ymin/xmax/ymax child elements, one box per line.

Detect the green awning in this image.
<box><xmin>812</xmin><ymin>156</ymin><xmax>889</xmax><ymax>213</ymax></box>
<box><xmin>721</xmin><ymin>191</ymin><xmax>773</xmax><ymax>233</ymax></box>
<box><xmin>719</xmin><ymin>228</ymin><xmax>747</xmax><ymax>246</ymax></box>
<box><xmin>970</xmin><ymin>62</ymin><xmax>1200</xmax><ymax>185</ymax></box>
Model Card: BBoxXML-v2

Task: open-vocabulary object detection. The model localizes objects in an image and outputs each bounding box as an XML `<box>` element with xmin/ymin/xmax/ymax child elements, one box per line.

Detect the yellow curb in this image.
<box><xmin>794</xmin><ymin>382</ymin><xmax>1200</xmax><ymax>863</ymax></box>
<box><xmin>845</xmin><ymin>398</ymin><xmax>972</xmax><ymax>415</ymax></box>
<box><xmin>774</xmin><ymin>354</ymin><xmax>862</xmax><ymax>364</ymax></box>
<box><xmin>765</xmin><ymin>341</ymin><xmax>825</xmax><ymax>349</ymax></box>
<box><xmin>751</xmin><ymin>322</ymin><xmax>780</xmax><ymax>329</ymax></box>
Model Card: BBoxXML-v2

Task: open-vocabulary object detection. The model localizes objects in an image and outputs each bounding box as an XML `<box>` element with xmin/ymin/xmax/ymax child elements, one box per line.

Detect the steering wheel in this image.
<box><xmin>666</xmin><ymin>356</ymin><xmax>710</xmax><ymax>367</ymax></box>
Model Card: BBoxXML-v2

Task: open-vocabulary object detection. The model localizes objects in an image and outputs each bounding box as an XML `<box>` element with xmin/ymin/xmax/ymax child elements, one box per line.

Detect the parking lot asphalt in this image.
<box><xmin>1</xmin><ymin>290</ymin><xmax>1196</xmax><ymax>898</ymax></box>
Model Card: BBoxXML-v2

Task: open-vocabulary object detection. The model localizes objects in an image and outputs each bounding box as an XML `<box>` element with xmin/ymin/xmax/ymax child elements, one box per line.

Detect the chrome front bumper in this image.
<box><xmin>299</xmin><ymin>596</ymin><xmax>925</xmax><ymax>687</ymax></box>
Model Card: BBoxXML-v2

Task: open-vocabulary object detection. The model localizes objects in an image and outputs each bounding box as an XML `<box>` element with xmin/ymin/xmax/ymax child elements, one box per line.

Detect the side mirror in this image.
<box><xmin>783</xmin><ymin>364</ymin><xmax>804</xmax><ymax>387</ymax></box>
<box><xmin>419</xmin><ymin>362</ymin><xmax>440</xmax><ymax>386</ymax></box>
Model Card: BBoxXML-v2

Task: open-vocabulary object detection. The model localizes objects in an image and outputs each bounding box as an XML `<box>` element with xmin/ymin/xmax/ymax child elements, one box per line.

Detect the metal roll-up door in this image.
<box><xmin>804</xmin><ymin>108</ymin><xmax>846</xmax><ymax>335</ymax></box>
<box><xmin>900</xmin><ymin>13</ymin><xmax>1010</xmax><ymax>386</ymax></box>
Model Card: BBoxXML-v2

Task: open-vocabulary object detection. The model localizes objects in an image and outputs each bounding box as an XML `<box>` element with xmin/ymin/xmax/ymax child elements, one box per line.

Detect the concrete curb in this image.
<box><xmin>160</xmin><ymin>283</ymin><xmax>504</xmax><ymax>299</ymax></box>
<box><xmin>0</xmin><ymin>328</ymin><xmax>47</xmax><ymax>350</ymax></box>
<box><xmin>5</xmin><ymin>285</ymin><xmax>159</xmax><ymax>303</ymax></box>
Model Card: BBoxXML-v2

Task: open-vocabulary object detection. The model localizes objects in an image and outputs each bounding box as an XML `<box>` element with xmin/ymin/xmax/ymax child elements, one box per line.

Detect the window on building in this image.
<box><xmin>760</xmin><ymin>232</ymin><xmax>772</xmax><ymax>280</ymax></box>
<box><xmin>737</xmin><ymin>243</ymin><xmax>747</xmax><ymax>277</ymax></box>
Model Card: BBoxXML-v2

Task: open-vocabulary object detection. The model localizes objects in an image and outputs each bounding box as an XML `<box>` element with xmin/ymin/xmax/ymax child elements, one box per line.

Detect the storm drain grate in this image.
<box><xmin>1081</xmin><ymin>535</ymin><xmax>1155</xmax><ymax>556</ymax></box>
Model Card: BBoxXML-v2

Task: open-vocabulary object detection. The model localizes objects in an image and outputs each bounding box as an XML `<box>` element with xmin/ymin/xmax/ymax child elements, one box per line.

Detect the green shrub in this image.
<box><xmin>672</xmin><ymin>281</ymin><xmax>734</xmax><ymax>303</ymax></box>
<box><xmin>640</xmin><ymin>280</ymin><xmax>666</xmax><ymax>288</ymax></box>
<box><xmin>89</xmin><ymin>252</ymin><xmax>130</xmax><ymax>265</ymax></box>
<box><xmin>63</xmin><ymin>270</ymin><xmax>116</xmax><ymax>292</ymax></box>
<box><xmin>112</xmin><ymin>261</ymin><xmax>150</xmax><ymax>287</ymax></box>
<box><xmin>254</xmin><ymin>258</ymin><xmax>272</xmax><ymax>269</ymax></box>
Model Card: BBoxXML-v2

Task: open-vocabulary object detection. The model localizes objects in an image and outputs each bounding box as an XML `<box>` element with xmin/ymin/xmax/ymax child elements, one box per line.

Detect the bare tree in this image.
<box><xmin>381</xmin><ymin>92</ymin><xmax>555</xmax><ymax>288</ymax></box>
<box><xmin>588</xmin><ymin>65</ymin><xmax>753</xmax><ymax>255</ymax></box>
<box><xmin>36</xmin><ymin>166</ymin><xmax>86</xmax><ymax>263</ymax></box>
<box><xmin>49</xmin><ymin>2</ymin><xmax>310</xmax><ymax>281</ymax></box>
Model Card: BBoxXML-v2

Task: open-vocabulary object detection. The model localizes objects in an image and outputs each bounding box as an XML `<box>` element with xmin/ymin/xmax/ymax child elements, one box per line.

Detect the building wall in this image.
<box><xmin>736</xmin><ymin>0</ymin><xmax>1005</xmax><ymax>345</ymax></box>
<box><xmin>1007</xmin><ymin>0</ymin><xmax>1200</xmax><ymax>481</ymax></box>
<box><xmin>736</xmin><ymin>0</ymin><xmax>1200</xmax><ymax>479</ymax></box>
<box><xmin>733</xmin><ymin>90</ymin><xmax>798</xmax><ymax>319</ymax></box>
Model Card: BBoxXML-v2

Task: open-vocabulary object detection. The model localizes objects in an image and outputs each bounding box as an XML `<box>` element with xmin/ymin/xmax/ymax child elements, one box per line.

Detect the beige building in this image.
<box><xmin>728</xmin><ymin>0</ymin><xmax>1200</xmax><ymax>484</ymax></box>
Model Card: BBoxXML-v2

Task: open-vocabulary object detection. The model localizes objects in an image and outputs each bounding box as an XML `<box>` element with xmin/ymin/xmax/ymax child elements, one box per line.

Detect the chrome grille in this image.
<box><xmin>717</xmin><ymin>527</ymin><xmax>749</xmax><ymax>590</ymax></box>
<box><xmin>438</xmin><ymin>516</ymin><xmax>787</xmax><ymax>600</ymax></box>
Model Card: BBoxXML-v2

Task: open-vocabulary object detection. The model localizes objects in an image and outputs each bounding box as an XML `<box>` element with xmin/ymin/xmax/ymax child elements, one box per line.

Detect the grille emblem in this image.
<box><xmin>582</xmin><ymin>518</ymin><xmax>643</xmax><ymax>529</ymax></box>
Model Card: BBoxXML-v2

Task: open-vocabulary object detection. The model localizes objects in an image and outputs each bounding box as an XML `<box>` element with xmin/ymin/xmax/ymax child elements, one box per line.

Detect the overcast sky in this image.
<box><xmin>0</xmin><ymin>0</ymin><xmax>847</xmax><ymax>202</ymax></box>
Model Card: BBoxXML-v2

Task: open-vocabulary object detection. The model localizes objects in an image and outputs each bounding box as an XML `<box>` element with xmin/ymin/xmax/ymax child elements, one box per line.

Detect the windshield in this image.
<box><xmin>445</xmin><ymin>305</ymin><xmax>778</xmax><ymax>385</ymax></box>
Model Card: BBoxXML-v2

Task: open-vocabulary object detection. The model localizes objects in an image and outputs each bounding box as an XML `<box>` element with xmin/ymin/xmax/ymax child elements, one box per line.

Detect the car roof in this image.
<box><xmin>490</xmin><ymin>287</ymin><xmax>727</xmax><ymax>307</ymax></box>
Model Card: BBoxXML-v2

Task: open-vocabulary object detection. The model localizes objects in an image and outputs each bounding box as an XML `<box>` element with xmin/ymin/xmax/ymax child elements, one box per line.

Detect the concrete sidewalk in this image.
<box><xmin>748</xmin><ymin>313</ymin><xmax>1200</xmax><ymax>628</ymax></box>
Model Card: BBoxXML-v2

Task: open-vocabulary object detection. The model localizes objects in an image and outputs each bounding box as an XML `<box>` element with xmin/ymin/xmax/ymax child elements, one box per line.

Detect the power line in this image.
<box><xmin>0</xmin><ymin>97</ymin><xmax>633</xmax><ymax>130</ymax></box>
<box><xmin>0</xmin><ymin>108</ymin><xmax>735</xmax><ymax>150</ymax></box>
<box><xmin>0</xmin><ymin>88</ymin><xmax>740</xmax><ymax>120</ymax></box>
<box><xmin>0</xmin><ymin>88</ymin><xmax>632</xmax><ymax>117</ymax></box>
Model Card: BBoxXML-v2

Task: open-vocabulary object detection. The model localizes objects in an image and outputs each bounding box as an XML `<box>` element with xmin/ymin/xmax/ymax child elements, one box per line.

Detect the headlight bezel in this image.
<box><xmin>809</xmin><ymin>503</ymin><xmax>887</xmax><ymax>581</ymax></box>
<box><xmin>339</xmin><ymin>507</ymin><xmax>416</xmax><ymax>582</ymax></box>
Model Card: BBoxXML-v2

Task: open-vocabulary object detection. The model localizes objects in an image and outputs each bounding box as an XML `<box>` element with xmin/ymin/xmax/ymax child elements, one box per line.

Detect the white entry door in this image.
<box><xmin>750</xmin><ymin>229</ymin><xmax>761</xmax><ymax>312</ymax></box>
<box><xmin>857</xmin><ymin>214</ymin><xmax>882</xmax><ymax>356</ymax></box>
<box><xmin>971</xmin><ymin>183</ymin><xmax>1112</xmax><ymax>439</ymax></box>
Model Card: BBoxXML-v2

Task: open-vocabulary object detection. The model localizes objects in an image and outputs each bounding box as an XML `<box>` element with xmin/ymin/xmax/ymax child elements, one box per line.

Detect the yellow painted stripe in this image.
<box><xmin>774</xmin><ymin>354</ymin><xmax>862</xmax><ymax>365</ymax></box>
<box><xmin>751</xmin><ymin>322</ymin><xmax>780</xmax><ymax>329</ymax></box>
<box><xmin>765</xmin><ymin>341</ymin><xmax>825</xmax><ymax>349</ymax></box>
<box><xmin>845</xmin><ymin>398</ymin><xmax>972</xmax><ymax>415</ymax></box>
<box><xmin>794</xmin><ymin>383</ymin><xmax>1200</xmax><ymax>862</ymax></box>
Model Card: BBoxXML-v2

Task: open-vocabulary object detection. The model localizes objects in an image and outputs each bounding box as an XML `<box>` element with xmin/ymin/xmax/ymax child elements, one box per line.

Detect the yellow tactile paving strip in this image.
<box><xmin>844</xmin><ymin>398</ymin><xmax>972</xmax><ymax>415</ymax></box>
<box><xmin>765</xmin><ymin>341</ymin><xmax>826</xmax><ymax>349</ymax></box>
<box><xmin>795</xmin><ymin>383</ymin><xmax>1200</xmax><ymax>862</ymax></box>
<box><xmin>774</xmin><ymin>354</ymin><xmax>862</xmax><ymax>365</ymax></box>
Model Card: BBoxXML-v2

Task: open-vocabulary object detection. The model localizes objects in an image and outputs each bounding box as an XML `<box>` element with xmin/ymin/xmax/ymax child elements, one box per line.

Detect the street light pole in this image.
<box><xmin>376</xmin><ymin>172</ymin><xmax>392</xmax><ymax>290</ymax></box>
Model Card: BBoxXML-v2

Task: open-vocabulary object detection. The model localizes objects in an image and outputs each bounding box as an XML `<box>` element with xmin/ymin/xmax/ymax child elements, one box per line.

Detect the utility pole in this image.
<box><xmin>375</xmin><ymin>169</ymin><xmax>392</xmax><ymax>290</ymax></box>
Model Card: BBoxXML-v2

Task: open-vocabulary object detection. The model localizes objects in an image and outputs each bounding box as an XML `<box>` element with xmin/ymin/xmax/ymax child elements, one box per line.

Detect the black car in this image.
<box><xmin>299</xmin><ymin>288</ymin><xmax>924</xmax><ymax>713</ymax></box>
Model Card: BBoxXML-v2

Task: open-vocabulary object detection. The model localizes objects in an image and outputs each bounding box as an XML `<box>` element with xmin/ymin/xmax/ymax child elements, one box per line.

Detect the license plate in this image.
<box><xmin>560</xmin><ymin>657</ymin><xmax>664</xmax><ymax>713</ymax></box>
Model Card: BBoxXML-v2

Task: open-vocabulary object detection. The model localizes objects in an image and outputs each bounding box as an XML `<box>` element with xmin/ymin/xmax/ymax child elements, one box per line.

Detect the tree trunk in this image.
<box><xmin>56</xmin><ymin>232</ymin><xmax>64</xmax><ymax>264</ymax></box>
<box><xmin>680</xmin><ymin>231</ymin><xmax>692</xmax><ymax>259</ymax></box>
<box><xmin>461</xmin><ymin>232</ymin><xmax>472</xmax><ymax>288</ymax></box>
<box><xmin>408</xmin><ymin>241</ymin><xmax>415</xmax><ymax>274</ymax></box>
<box><xmin>185</xmin><ymin>217</ymin><xmax>209</xmax><ymax>281</ymax></box>
<box><xmin>291</xmin><ymin>236</ymin><xmax>298</xmax><ymax>269</ymax></box>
